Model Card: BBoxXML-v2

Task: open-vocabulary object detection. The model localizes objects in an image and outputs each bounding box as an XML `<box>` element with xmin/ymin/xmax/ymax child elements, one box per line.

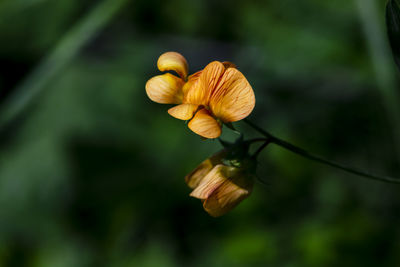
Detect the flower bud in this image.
<box><xmin>186</xmin><ymin>144</ymin><xmax>256</xmax><ymax>217</ymax></box>
<box><xmin>190</xmin><ymin>164</ymin><xmax>254</xmax><ymax>217</ymax></box>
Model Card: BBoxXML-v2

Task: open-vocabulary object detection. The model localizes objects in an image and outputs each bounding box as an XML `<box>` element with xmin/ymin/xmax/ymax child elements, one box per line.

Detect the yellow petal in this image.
<box><xmin>157</xmin><ymin>52</ymin><xmax>188</xmax><ymax>80</ymax></box>
<box><xmin>188</xmin><ymin>108</ymin><xmax>221</xmax><ymax>139</ymax></box>
<box><xmin>196</xmin><ymin>165</ymin><xmax>254</xmax><ymax>217</ymax></box>
<box><xmin>203</xmin><ymin>176</ymin><xmax>252</xmax><ymax>217</ymax></box>
<box><xmin>168</xmin><ymin>104</ymin><xmax>199</xmax><ymax>120</ymax></box>
<box><xmin>182</xmin><ymin>70</ymin><xmax>202</xmax><ymax>96</ymax></box>
<box><xmin>209</xmin><ymin>67</ymin><xmax>255</xmax><ymax>122</ymax></box>
<box><xmin>184</xmin><ymin>61</ymin><xmax>225</xmax><ymax>105</ymax></box>
<box><xmin>145</xmin><ymin>73</ymin><xmax>184</xmax><ymax>104</ymax></box>
<box><xmin>188</xmin><ymin>70</ymin><xmax>202</xmax><ymax>80</ymax></box>
<box><xmin>185</xmin><ymin>149</ymin><xmax>228</xmax><ymax>189</ymax></box>
<box><xmin>189</xmin><ymin>165</ymin><xmax>227</xmax><ymax>199</ymax></box>
<box><xmin>185</xmin><ymin>159</ymin><xmax>214</xmax><ymax>189</ymax></box>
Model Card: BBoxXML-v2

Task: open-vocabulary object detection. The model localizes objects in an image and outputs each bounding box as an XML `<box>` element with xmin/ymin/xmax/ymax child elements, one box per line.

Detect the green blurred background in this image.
<box><xmin>1</xmin><ymin>0</ymin><xmax>400</xmax><ymax>266</ymax></box>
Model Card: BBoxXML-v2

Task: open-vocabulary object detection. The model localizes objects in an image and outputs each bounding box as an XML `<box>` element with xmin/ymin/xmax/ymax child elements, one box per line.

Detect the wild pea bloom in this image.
<box><xmin>186</xmin><ymin>150</ymin><xmax>255</xmax><ymax>217</ymax></box>
<box><xmin>146</xmin><ymin>52</ymin><xmax>256</xmax><ymax>139</ymax></box>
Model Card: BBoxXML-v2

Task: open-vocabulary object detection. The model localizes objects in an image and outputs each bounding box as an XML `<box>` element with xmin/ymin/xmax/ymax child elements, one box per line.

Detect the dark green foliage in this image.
<box><xmin>387</xmin><ymin>0</ymin><xmax>400</xmax><ymax>71</ymax></box>
<box><xmin>0</xmin><ymin>0</ymin><xmax>400</xmax><ymax>266</ymax></box>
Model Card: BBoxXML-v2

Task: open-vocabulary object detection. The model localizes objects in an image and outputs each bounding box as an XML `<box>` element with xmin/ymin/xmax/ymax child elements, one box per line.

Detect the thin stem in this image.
<box><xmin>243</xmin><ymin>119</ymin><xmax>400</xmax><ymax>184</ymax></box>
<box><xmin>247</xmin><ymin>138</ymin><xmax>269</xmax><ymax>144</ymax></box>
<box><xmin>252</xmin><ymin>140</ymin><xmax>271</xmax><ymax>158</ymax></box>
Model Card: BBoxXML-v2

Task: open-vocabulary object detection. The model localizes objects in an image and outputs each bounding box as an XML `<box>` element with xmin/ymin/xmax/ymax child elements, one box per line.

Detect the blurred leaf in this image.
<box><xmin>386</xmin><ymin>0</ymin><xmax>400</xmax><ymax>71</ymax></box>
<box><xmin>0</xmin><ymin>0</ymin><xmax>129</xmax><ymax>131</ymax></box>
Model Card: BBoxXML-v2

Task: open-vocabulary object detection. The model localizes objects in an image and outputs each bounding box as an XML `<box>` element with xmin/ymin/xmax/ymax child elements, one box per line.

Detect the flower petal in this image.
<box><xmin>188</xmin><ymin>108</ymin><xmax>221</xmax><ymax>139</ymax></box>
<box><xmin>157</xmin><ymin>52</ymin><xmax>188</xmax><ymax>80</ymax></box>
<box><xmin>182</xmin><ymin>70</ymin><xmax>202</xmax><ymax>97</ymax></box>
<box><xmin>145</xmin><ymin>73</ymin><xmax>184</xmax><ymax>104</ymax></box>
<box><xmin>203</xmin><ymin>165</ymin><xmax>253</xmax><ymax>217</ymax></box>
<box><xmin>190</xmin><ymin>164</ymin><xmax>254</xmax><ymax>217</ymax></box>
<box><xmin>168</xmin><ymin>104</ymin><xmax>199</xmax><ymax>120</ymax></box>
<box><xmin>185</xmin><ymin>159</ymin><xmax>214</xmax><ymax>189</ymax></box>
<box><xmin>189</xmin><ymin>165</ymin><xmax>227</xmax><ymax>199</ymax></box>
<box><xmin>184</xmin><ymin>61</ymin><xmax>225</xmax><ymax>105</ymax></box>
<box><xmin>209</xmin><ymin>68</ymin><xmax>255</xmax><ymax>122</ymax></box>
<box><xmin>203</xmin><ymin>177</ymin><xmax>252</xmax><ymax>217</ymax></box>
<box><xmin>185</xmin><ymin>149</ymin><xmax>228</xmax><ymax>189</ymax></box>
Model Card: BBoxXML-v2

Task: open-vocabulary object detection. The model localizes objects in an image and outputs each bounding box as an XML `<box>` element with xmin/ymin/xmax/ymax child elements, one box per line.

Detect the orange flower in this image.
<box><xmin>146</xmin><ymin>52</ymin><xmax>256</xmax><ymax>139</ymax></box>
<box><xmin>186</xmin><ymin>150</ymin><xmax>255</xmax><ymax>217</ymax></box>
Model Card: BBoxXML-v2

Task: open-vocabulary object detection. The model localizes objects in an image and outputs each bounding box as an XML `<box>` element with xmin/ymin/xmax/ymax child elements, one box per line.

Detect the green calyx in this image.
<box><xmin>219</xmin><ymin>135</ymin><xmax>257</xmax><ymax>172</ymax></box>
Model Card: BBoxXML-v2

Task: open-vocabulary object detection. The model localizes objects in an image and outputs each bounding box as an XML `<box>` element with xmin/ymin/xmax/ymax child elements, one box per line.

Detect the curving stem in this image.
<box><xmin>243</xmin><ymin>119</ymin><xmax>400</xmax><ymax>184</ymax></box>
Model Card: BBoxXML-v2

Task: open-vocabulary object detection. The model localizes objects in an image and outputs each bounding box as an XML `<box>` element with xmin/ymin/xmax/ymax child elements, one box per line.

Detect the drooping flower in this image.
<box><xmin>146</xmin><ymin>52</ymin><xmax>256</xmax><ymax>139</ymax></box>
<box><xmin>186</xmin><ymin>148</ymin><xmax>256</xmax><ymax>217</ymax></box>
